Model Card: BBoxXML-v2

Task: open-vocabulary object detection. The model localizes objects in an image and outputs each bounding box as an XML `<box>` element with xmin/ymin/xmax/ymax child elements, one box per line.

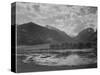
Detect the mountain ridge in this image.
<box><xmin>12</xmin><ymin>22</ymin><xmax>97</xmax><ymax>46</ymax></box>
<box><xmin>16</xmin><ymin>22</ymin><xmax>72</xmax><ymax>45</ymax></box>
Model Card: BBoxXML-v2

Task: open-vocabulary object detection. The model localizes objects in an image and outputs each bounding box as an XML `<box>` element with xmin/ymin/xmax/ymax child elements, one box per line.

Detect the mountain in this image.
<box><xmin>75</xmin><ymin>28</ymin><xmax>97</xmax><ymax>43</ymax></box>
<box><xmin>17</xmin><ymin>22</ymin><xmax>72</xmax><ymax>45</ymax></box>
<box><xmin>58</xmin><ymin>28</ymin><xmax>97</xmax><ymax>49</ymax></box>
<box><xmin>12</xmin><ymin>22</ymin><xmax>97</xmax><ymax>46</ymax></box>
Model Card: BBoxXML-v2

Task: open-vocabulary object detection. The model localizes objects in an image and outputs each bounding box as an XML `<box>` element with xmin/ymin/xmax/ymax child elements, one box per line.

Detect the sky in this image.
<box><xmin>16</xmin><ymin>2</ymin><xmax>97</xmax><ymax>37</ymax></box>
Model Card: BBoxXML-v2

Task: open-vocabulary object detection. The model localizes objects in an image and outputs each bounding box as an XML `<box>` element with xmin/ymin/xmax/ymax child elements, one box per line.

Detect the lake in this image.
<box><xmin>16</xmin><ymin>48</ymin><xmax>97</xmax><ymax>73</ymax></box>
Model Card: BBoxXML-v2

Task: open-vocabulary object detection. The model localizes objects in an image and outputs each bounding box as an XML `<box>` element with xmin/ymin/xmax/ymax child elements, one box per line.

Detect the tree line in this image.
<box><xmin>50</xmin><ymin>42</ymin><xmax>97</xmax><ymax>49</ymax></box>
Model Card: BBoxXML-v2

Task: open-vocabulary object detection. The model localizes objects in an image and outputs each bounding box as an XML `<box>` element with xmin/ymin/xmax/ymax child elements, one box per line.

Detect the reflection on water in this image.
<box><xmin>22</xmin><ymin>51</ymin><xmax>96</xmax><ymax>66</ymax></box>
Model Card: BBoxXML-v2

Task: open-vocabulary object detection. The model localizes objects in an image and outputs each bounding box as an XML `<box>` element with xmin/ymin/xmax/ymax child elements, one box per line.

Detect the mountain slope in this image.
<box><xmin>17</xmin><ymin>22</ymin><xmax>72</xmax><ymax>45</ymax></box>
<box><xmin>75</xmin><ymin>28</ymin><xmax>97</xmax><ymax>43</ymax></box>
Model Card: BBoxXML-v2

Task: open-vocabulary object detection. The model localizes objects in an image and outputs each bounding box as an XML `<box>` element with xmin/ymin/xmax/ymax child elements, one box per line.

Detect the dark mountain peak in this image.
<box><xmin>79</xmin><ymin>28</ymin><xmax>94</xmax><ymax>35</ymax></box>
<box><xmin>76</xmin><ymin>27</ymin><xmax>96</xmax><ymax>42</ymax></box>
<box><xmin>77</xmin><ymin>28</ymin><xmax>94</xmax><ymax>37</ymax></box>
<box><xmin>19</xmin><ymin>22</ymin><xmax>41</xmax><ymax>27</ymax></box>
<box><xmin>18</xmin><ymin>22</ymin><xmax>46</xmax><ymax>33</ymax></box>
<box><xmin>84</xmin><ymin>28</ymin><xmax>94</xmax><ymax>32</ymax></box>
<box><xmin>17</xmin><ymin>22</ymin><xmax>72</xmax><ymax>45</ymax></box>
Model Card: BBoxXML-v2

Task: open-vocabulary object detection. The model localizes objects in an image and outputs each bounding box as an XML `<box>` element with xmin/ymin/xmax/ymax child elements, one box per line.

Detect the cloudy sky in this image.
<box><xmin>16</xmin><ymin>2</ymin><xmax>97</xmax><ymax>37</ymax></box>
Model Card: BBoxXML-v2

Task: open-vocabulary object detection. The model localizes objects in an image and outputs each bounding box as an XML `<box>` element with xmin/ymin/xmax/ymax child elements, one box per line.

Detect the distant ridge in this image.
<box><xmin>76</xmin><ymin>28</ymin><xmax>97</xmax><ymax>43</ymax></box>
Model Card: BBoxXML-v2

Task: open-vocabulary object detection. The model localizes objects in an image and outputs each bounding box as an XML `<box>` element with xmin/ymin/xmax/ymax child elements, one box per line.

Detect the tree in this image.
<box><xmin>86</xmin><ymin>42</ymin><xmax>92</xmax><ymax>48</ymax></box>
<box><xmin>78</xmin><ymin>42</ymin><xmax>83</xmax><ymax>49</ymax></box>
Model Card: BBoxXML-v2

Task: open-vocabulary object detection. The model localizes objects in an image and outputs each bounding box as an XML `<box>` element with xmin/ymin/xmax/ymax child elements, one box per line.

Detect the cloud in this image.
<box><xmin>16</xmin><ymin>2</ymin><xmax>97</xmax><ymax>37</ymax></box>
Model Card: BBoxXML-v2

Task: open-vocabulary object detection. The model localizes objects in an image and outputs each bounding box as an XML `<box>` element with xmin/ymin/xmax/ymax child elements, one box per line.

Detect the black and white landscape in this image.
<box><xmin>12</xmin><ymin>2</ymin><xmax>97</xmax><ymax>73</ymax></box>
